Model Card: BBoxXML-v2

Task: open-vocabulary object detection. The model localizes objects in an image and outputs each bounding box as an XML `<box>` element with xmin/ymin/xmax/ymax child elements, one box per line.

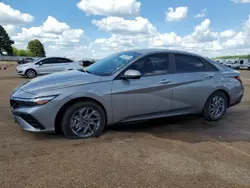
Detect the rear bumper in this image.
<box><xmin>230</xmin><ymin>90</ymin><xmax>244</xmax><ymax>107</ymax></box>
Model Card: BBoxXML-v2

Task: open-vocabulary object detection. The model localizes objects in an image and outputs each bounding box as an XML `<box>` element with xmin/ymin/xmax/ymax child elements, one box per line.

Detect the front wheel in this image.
<box><xmin>25</xmin><ymin>69</ymin><xmax>37</xmax><ymax>78</ymax></box>
<box><xmin>203</xmin><ymin>91</ymin><xmax>227</xmax><ymax>121</ymax></box>
<box><xmin>61</xmin><ymin>101</ymin><xmax>106</xmax><ymax>139</ymax></box>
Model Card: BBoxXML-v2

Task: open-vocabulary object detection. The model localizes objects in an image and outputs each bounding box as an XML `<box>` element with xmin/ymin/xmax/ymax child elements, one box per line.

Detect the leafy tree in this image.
<box><xmin>12</xmin><ymin>47</ymin><xmax>19</xmax><ymax>56</ymax></box>
<box><xmin>0</xmin><ymin>25</ymin><xmax>14</xmax><ymax>55</ymax></box>
<box><xmin>27</xmin><ymin>39</ymin><xmax>46</xmax><ymax>57</ymax></box>
<box><xmin>26</xmin><ymin>50</ymin><xmax>33</xmax><ymax>57</ymax></box>
<box><xmin>18</xmin><ymin>49</ymin><xmax>27</xmax><ymax>56</ymax></box>
<box><xmin>215</xmin><ymin>54</ymin><xmax>250</xmax><ymax>59</ymax></box>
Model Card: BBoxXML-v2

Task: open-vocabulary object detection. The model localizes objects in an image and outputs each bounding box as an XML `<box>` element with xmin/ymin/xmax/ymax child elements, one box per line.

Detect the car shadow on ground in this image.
<box><xmin>107</xmin><ymin>113</ymin><xmax>250</xmax><ymax>143</ymax></box>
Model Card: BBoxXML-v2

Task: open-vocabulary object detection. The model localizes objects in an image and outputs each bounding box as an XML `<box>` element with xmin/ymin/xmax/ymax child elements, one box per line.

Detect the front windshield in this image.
<box><xmin>85</xmin><ymin>51</ymin><xmax>142</xmax><ymax>76</ymax></box>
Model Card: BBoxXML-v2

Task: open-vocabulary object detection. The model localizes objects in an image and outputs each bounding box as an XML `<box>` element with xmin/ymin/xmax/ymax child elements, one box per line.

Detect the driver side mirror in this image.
<box><xmin>120</xmin><ymin>69</ymin><xmax>142</xmax><ymax>80</ymax></box>
<box><xmin>39</xmin><ymin>62</ymin><xmax>43</xmax><ymax>66</ymax></box>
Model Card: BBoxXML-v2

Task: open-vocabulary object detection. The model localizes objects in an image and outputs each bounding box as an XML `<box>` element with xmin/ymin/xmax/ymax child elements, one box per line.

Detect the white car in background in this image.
<box><xmin>239</xmin><ymin>59</ymin><xmax>250</xmax><ymax>70</ymax></box>
<box><xmin>16</xmin><ymin>57</ymin><xmax>83</xmax><ymax>78</ymax></box>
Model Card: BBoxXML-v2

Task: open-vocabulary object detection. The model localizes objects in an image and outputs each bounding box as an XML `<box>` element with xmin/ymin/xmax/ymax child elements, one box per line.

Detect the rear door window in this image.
<box><xmin>174</xmin><ymin>54</ymin><xmax>205</xmax><ymax>73</ymax></box>
<box><xmin>56</xmin><ymin>58</ymin><xmax>73</xmax><ymax>63</ymax></box>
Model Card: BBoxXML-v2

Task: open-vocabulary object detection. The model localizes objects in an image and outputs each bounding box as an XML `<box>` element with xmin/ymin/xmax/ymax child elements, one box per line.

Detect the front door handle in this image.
<box><xmin>159</xmin><ymin>79</ymin><xmax>172</xmax><ymax>84</ymax></box>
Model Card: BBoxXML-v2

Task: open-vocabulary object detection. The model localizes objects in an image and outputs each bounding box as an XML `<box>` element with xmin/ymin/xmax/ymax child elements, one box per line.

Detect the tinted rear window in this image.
<box><xmin>175</xmin><ymin>54</ymin><xmax>205</xmax><ymax>73</ymax></box>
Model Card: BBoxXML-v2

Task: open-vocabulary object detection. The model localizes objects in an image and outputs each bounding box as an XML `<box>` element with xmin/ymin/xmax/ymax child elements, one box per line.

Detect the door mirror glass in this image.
<box><xmin>121</xmin><ymin>69</ymin><xmax>141</xmax><ymax>79</ymax></box>
<box><xmin>39</xmin><ymin>62</ymin><xmax>43</xmax><ymax>66</ymax></box>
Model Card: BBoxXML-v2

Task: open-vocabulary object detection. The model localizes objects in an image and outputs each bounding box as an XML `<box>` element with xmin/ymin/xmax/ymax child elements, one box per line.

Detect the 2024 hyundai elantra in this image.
<box><xmin>10</xmin><ymin>49</ymin><xmax>244</xmax><ymax>139</ymax></box>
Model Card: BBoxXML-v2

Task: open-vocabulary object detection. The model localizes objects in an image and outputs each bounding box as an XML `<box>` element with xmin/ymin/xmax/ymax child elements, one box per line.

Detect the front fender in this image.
<box><xmin>55</xmin><ymin>92</ymin><xmax>113</xmax><ymax>124</ymax></box>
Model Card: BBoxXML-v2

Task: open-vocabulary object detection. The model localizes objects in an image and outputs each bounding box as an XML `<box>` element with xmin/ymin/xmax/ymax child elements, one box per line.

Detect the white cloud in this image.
<box><xmin>223</xmin><ymin>32</ymin><xmax>247</xmax><ymax>48</ymax></box>
<box><xmin>231</xmin><ymin>0</ymin><xmax>250</xmax><ymax>3</ymax></box>
<box><xmin>77</xmin><ymin>0</ymin><xmax>141</xmax><ymax>16</ymax></box>
<box><xmin>222</xmin><ymin>14</ymin><xmax>250</xmax><ymax>48</ymax></box>
<box><xmin>150</xmin><ymin>32</ymin><xmax>182</xmax><ymax>47</ymax></box>
<box><xmin>194</xmin><ymin>9</ymin><xmax>206</xmax><ymax>18</ymax></box>
<box><xmin>12</xmin><ymin>16</ymin><xmax>84</xmax><ymax>45</ymax></box>
<box><xmin>189</xmin><ymin>19</ymin><xmax>218</xmax><ymax>42</ymax></box>
<box><xmin>0</xmin><ymin>2</ymin><xmax>34</xmax><ymax>25</ymax></box>
<box><xmin>166</xmin><ymin>7</ymin><xmax>188</xmax><ymax>22</ymax></box>
<box><xmin>3</xmin><ymin>25</ymin><xmax>17</xmax><ymax>36</ymax></box>
<box><xmin>92</xmin><ymin>17</ymin><xmax>157</xmax><ymax>35</ymax></box>
<box><xmin>220</xmin><ymin>29</ymin><xmax>237</xmax><ymax>38</ymax></box>
<box><xmin>42</xmin><ymin>16</ymin><xmax>70</xmax><ymax>33</ymax></box>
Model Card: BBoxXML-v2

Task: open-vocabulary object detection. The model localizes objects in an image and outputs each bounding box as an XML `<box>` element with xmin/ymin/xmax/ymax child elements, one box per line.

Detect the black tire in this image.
<box><xmin>25</xmin><ymin>69</ymin><xmax>37</xmax><ymax>78</ymax></box>
<box><xmin>203</xmin><ymin>91</ymin><xmax>227</xmax><ymax>121</ymax></box>
<box><xmin>61</xmin><ymin>101</ymin><xmax>106</xmax><ymax>139</ymax></box>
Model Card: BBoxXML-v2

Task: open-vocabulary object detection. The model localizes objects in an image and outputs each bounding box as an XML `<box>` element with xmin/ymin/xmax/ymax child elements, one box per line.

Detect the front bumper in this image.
<box><xmin>11</xmin><ymin>109</ymin><xmax>55</xmax><ymax>132</ymax></box>
<box><xmin>10</xmin><ymin>94</ymin><xmax>59</xmax><ymax>133</ymax></box>
<box><xmin>16</xmin><ymin>68</ymin><xmax>25</xmax><ymax>75</ymax></box>
<box><xmin>13</xmin><ymin>114</ymin><xmax>46</xmax><ymax>132</ymax></box>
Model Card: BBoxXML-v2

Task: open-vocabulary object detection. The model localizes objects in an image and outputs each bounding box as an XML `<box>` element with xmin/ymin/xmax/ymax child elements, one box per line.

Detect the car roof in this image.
<box><xmin>124</xmin><ymin>48</ymin><xmax>204</xmax><ymax>58</ymax></box>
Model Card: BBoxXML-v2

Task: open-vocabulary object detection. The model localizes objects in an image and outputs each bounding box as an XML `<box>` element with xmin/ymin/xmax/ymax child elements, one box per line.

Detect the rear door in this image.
<box><xmin>170</xmin><ymin>54</ymin><xmax>218</xmax><ymax>113</ymax></box>
<box><xmin>54</xmin><ymin>58</ymin><xmax>74</xmax><ymax>72</ymax></box>
<box><xmin>111</xmin><ymin>53</ymin><xmax>175</xmax><ymax>122</ymax></box>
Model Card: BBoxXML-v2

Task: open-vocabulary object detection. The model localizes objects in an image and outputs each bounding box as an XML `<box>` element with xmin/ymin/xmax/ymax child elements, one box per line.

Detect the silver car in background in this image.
<box><xmin>10</xmin><ymin>49</ymin><xmax>244</xmax><ymax>139</ymax></box>
<box><xmin>16</xmin><ymin>57</ymin><xmax>83</xmax><ymax>78</ymax></box>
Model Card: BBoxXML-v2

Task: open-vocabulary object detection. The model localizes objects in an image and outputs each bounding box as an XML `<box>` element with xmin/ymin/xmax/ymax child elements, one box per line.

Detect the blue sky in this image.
<box><xmin>1</xmin><ymin>0</ymin><xmax>250</xmax><ymax>59</ymax></box>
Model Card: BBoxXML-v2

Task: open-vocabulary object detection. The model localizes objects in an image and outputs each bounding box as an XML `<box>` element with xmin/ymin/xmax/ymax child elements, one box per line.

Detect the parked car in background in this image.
<box><xmin>79</xmin><ymin>59</ymin><xmax>95</xmax><ymax>67</ymax></box>
<box><xmin>16</xmin><ymin>57</ymin><xmax>83</xmax><ymax>78</ymax></box>
<box><xmin>226</xmin><ymin>60</ymin><xmax>240</xmax><ymax>69</ymax></box>
<box><xmin>10</xmin><ymin>49</ymin><xmax>244</xmax><ymax>139</ymax></box>
<box><xmin>239</xmin><ymin>59</ymin><xmax>250</xmax><ymax>70</ymax></box>
<box><xmin>17</xmin><ymin>57</ymin><xmax>34</xmax><ymax>65</ymax></box>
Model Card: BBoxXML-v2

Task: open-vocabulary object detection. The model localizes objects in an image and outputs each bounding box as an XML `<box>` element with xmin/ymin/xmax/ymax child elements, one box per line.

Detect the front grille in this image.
<box><xmin>10</xmin><ymin>99</ymin><xmax>20</xmax><ymax>109</ymax></box>
<box><xmin>14</xmin><ymin>112</ymin><xmax>45</xmax><ymax>130</ymax></box>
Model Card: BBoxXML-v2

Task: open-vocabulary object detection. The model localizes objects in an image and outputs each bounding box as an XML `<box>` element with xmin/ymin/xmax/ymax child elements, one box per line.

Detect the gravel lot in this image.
<box><xmin>0</xmin><ymin>66</ymin><xmax>250</xmax><ymax>188</ymax></box>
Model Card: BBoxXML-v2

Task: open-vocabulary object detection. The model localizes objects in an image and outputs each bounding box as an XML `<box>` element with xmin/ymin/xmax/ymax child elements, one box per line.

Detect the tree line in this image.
<box><xmin>215</xmin><ymin>54</ymin><xmax>250</xmax><ymax>59</ymax></box>
<box><xmin>0</xmin><ymin>25</ymin><xmax>46</xmax><ymax>57</ymax></box>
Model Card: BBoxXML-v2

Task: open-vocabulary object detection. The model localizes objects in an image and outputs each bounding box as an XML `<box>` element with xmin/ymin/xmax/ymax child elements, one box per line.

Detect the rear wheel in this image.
<box><xmin>203</xmin><ymin>91</ymin><xmax>227</xmax><ymax>121</ymax></box>
<box><xmin>25</xmin><ymin>69</ymin><xmax>37</xmax><ymax>78</ymax></box>
<box><xmin>61</xmin><ymin>101</ymin><xmax>106</xmax><ymax>139</ymax></box>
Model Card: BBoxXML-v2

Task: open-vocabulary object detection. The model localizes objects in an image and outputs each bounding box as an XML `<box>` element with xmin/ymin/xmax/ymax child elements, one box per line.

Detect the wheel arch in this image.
<box><xmin>54</xmin><ymin>97</ymin><xmax>107</xmax><ymax>133</ymax></box>
<box><xmin>204</xmin><ymin>89</ymin><xmax>231</xmax><ymax>111</ymax></box>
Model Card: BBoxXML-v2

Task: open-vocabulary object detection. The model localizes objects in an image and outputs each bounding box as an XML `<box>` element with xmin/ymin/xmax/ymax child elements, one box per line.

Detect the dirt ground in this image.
<box><xmin>0</xmin><ymin>66</ymin><xmax>250</xmax><ymax>188</ymax></box>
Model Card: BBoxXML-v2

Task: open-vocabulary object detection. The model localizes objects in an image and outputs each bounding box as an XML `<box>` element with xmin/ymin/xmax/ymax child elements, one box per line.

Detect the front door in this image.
<box><xmin>36</xmin><ymin>58</ymin><xmax>58</xmax><ymax>74</ymax></box>
<box><xmin>111</xmin><ymin>53</ymin><xmax>174</xmax><ymax>123</ymax></box>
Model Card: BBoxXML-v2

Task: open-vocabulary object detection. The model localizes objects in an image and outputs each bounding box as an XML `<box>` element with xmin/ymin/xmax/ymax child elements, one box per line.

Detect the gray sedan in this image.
<box><xmin>10</xmin><ymin>49</ymin><xmax>244</xmax><ymax>139</ymax></box>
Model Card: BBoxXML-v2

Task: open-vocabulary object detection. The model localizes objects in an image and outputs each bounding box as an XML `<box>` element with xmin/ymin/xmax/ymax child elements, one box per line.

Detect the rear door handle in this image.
<box><xmin>159</xmin><ymin>79</ymin><xmax>172</xmax><ymax>84</ymax></box>
<box><xmin>204</xmin><ymin>74</ymin><xmax>214</xmax><ymax>79</ymax></box>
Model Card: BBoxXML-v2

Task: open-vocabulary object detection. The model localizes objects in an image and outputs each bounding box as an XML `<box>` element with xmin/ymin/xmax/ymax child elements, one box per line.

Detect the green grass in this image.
<box><xmin>0</xmin><ymin>61</ymin><xmax>17</xmax><ymax>65</ymax></box>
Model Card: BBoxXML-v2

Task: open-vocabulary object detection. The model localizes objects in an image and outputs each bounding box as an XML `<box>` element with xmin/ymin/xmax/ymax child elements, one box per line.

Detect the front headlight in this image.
<box><xmin>32</xmin><ymin>96</ymin><xmax>57</xmax><ymax>105</ymax></box>
<box><xmin>11</xmin><ymin>95</ymin><xmax>57</xmax><ymax>107</ymax></box>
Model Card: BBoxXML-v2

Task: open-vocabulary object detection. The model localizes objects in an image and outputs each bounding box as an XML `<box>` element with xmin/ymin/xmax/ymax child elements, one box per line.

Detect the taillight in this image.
<box><xmin>235</xmin><ymin>76</ymin><xmax>242</xmax><ymax>84</ymax></box>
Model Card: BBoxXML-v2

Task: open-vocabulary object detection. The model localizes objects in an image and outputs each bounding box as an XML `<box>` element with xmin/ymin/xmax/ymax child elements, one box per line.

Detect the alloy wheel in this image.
<box><xmin>208</xmin><ymin>96</ymin><xmax>225</xmax><ymax>119</ymax></box>
<box><xmin>70</xmin><ymin>107</ymin><xmax>101</xmax><ymax>138</ymax></box>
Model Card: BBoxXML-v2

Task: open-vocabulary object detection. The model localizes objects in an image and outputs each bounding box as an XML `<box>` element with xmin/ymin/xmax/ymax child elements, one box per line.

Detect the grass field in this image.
<box><xmin>0</xmin><ymin>61</ymin><xmax>17</xmax><ymax>65</ymax></box>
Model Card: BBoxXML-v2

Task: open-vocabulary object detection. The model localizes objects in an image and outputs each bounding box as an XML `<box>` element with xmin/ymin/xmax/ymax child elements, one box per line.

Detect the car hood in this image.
<box><xmin>20</xmin><ymin>70</ymin><xmax>102</xmax><ymax>94</ymax></box>
<box><xmin>18</xmin><ymin>62</ymin><xmax>35</xmax><ymax>67</ymax></box>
